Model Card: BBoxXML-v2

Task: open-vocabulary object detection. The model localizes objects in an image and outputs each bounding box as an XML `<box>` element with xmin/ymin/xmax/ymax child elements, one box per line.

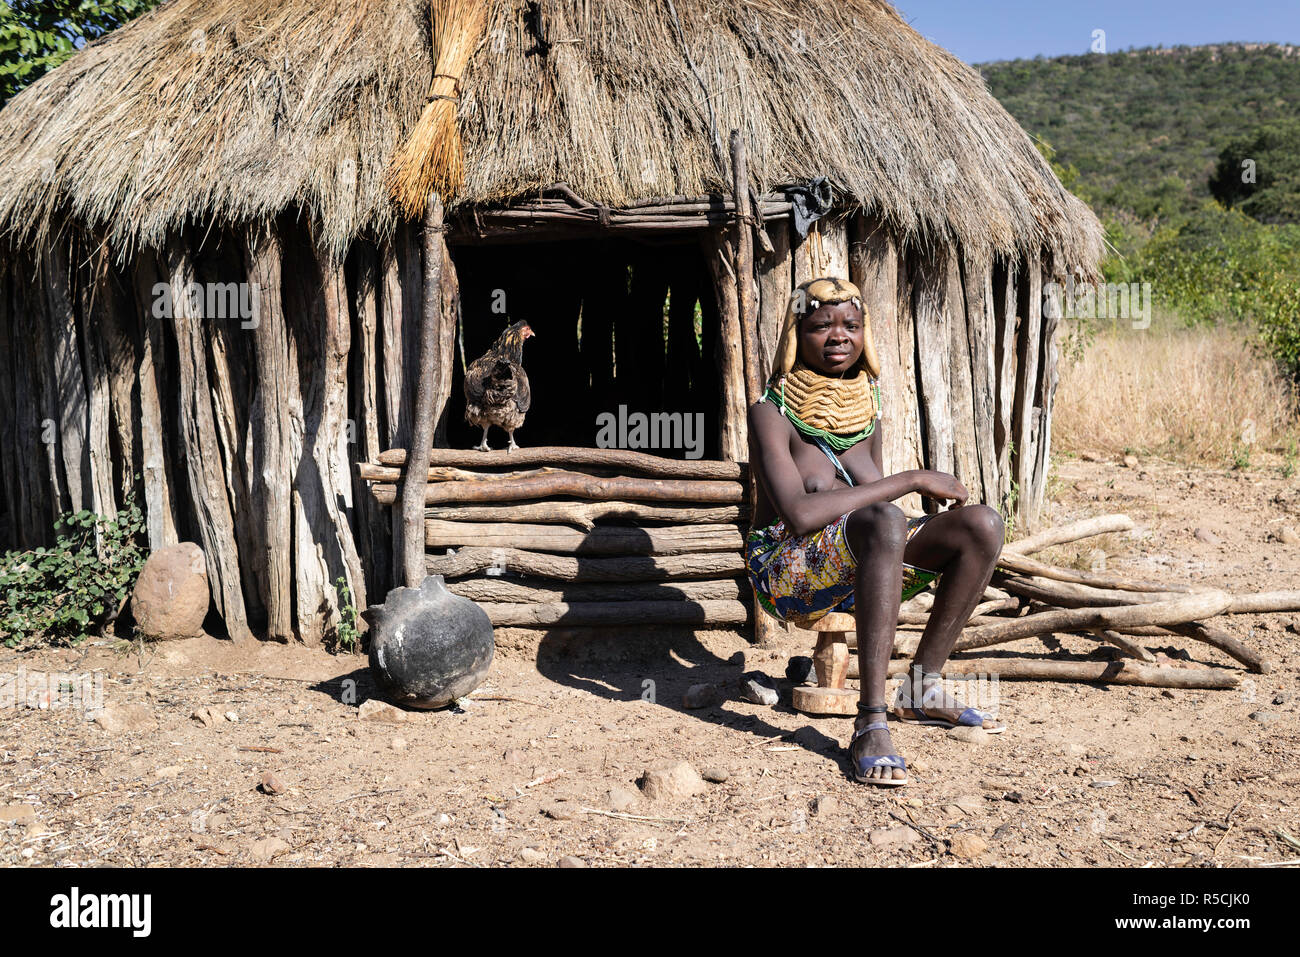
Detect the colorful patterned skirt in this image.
<box><xmin>745</xmin><ymin>512</ymin><xmax>941</xmax><ymax>628</ymax></box>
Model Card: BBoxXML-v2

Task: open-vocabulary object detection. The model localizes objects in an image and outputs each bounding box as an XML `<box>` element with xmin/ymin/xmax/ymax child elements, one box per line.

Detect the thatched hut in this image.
<box><xmin>0</xmin><ymin>0</ymin><xmax>1102</xmax><ymax>644</ymax></box>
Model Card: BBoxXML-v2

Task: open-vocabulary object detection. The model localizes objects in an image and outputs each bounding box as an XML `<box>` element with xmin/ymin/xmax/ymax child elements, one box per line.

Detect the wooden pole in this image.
<box><xmin>703</xmin><ymin>229</ymin><xmax>747</xmax><ymax>463</ymax></box>
<box><xmin>730</xmin><ymin>131</ymin><xmax>761</xmax><ymax>410</ymax></box>
<box><xmin>400</xmin><ymin>195</ymin><xmax>445</xmax><ymax>588</ymax></box>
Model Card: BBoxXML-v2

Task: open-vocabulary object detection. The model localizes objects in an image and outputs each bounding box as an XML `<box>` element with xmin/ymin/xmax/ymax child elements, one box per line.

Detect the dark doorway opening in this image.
<box><xmin>445</xmin><ymin>236</ymin><xmax>722</xmax><ymax>459</ymax></box>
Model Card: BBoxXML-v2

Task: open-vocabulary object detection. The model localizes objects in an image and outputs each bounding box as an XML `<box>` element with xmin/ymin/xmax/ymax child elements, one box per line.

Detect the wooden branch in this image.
<box><xmin>377</xmin><ymin>446</ymin><xmax>744</xmax><ymax>480</ymax></box>
<box><xmin>425</xmin><ymin>520</ymin><xmax>742</xmax><ymax>556</ymax></box>
<box><xmin>400</xmin><ymin>195</ymin><xmax>444</xmax><ymax>587</ymax></box>
<box><xmin>1118</xmin><ymin>623</ymin><xmax>1272</xmax><ymax>674</ymax></box>
<box><xmin>887</xmin><ymin>657</ymin><xmax>1238</xmax><ymax>689</ymax></box>
<box><xmin>996</xmin><ymin>549</ymin><xmax>1186</xmax><ymax>592</ymax></box>
<box><xmin>997</xmin><ymin>574</ymin><xmax>1190</xmax><ymax>608</ymax></box>
<box><xmin>419</xmin><ymin>500</ymin><xmax>744</xmax><ymax>530</ymax></box>
<box><xmin>953</xmin><ymin>590</ymin><xmax>1234</xmax><ymax>653</ymax></box>
<box><xmin>446</xmin><ymin>577</ymin><xmax>744</xmax><ymax>604</ymax></box>
<box><xmin>1003</xmin><ymin>514</ymin><xmax>1134</xmax><ymax>555</ymax></box>
<box><xmin>425</xmin><ymin>547</ymin><xmax>745</xmax><ymax>582</ymax></box>
<box><xmin>1089</xmin><ymin>629</ymin><xmax>1157</xmax><ymax>663</ymax></box>
<box><xmin>1226</xmin><ymin>591</ymin><xmax>1300</xmax><ymax>614</ymax></box>
<box><xmin>475</xmin><ymin>599</ymin><xmax>749</xmax><ymax>627</ymax></box>
<box><xmin>372</xmin><ymin>473</ymin><xmax>744</xmax><ymax>505</ymax></box>
<box><xmin>358</xmin><ymin>463</ymin><xmax>573</xmax><ymax>483</ymax></box>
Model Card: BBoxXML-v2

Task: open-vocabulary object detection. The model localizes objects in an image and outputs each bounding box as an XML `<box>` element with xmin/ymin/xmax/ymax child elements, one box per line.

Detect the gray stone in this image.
<box><xmin>738</xmin><ymin>671</ymin><xmax>779</xmax><ymax>706</ymax></box>
<box><xmin>518</xmin><ymin>847</ymin><xmax>545</xmax><ymax>864</ymax></box>
<box><xmin>544</xmin><ymin>803</ymin><xmax>579</xmax><ymax>821</ymax></box>
<box><xmin>700</xmin><ymin>767</ymin><xmax>730</xmax><ymax>784</ymax></box>
<box><xmin>132</xmin><ymin>542</ymin><xmax>210</xmax><ymax>640</ymax></box>
<box><xmin>1277</xmin><ymin>526</ymin><xmax>1300</xmax><ymax>545</ymax></box>
<box><xmin>639</xmin><ymin>759</ymin><xmax>707</xmax><ymax>801</ymax></box>
<box><xmin>1249</xmin><ymin>710</ymin><xmax>1278</xmax><ymax>725</ymax></box>
<box><xmin>1273</xmin><ymin>693</ymin><xmax>1290</xmax><ymax>706</ymax></box>
<box><xmin>357</xmin><ymin>699</ymin><xmax>408</xmax><ymax>723</ymax></box>
<box><xmin>557</xmin><ymin>856</ymin><xmax>586</xmax><ymax>868</ymax></box>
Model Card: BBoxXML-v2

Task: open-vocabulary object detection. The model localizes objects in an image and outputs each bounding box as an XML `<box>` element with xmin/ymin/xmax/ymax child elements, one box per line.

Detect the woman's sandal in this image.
<box><xmin>849</xmin><ymin>705</ymin><xmax>908</xmax><ymax>786</ymax></box>
<box><xmin>893</xmin><ymin>671</ymin><xmax>1006</xmax><ymax>734</ymax></box>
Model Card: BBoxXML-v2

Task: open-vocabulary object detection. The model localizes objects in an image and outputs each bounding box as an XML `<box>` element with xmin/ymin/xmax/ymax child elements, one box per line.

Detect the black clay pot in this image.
<box><xmin>362</xmin><ymin>575</ymin><xmax>494</xmax><ymax>709</ymax></box>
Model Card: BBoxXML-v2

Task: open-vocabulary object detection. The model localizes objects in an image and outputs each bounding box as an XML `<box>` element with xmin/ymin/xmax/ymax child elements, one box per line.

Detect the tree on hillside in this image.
<box><xmin>0</xmin><ymin>0</ymin><xmax>162</xmax><ymax>105</ymax></box>
<box><xmin>1210</xmin><ymin>123</ymin><xmax>1300</xmax><ymax>225</ymax></box>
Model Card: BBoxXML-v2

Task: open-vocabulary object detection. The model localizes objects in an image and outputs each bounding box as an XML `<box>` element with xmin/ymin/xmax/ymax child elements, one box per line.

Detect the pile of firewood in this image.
<box><xmin>885</xmin><ymin>513</ymin><xmax>1300</xmax><ymax>690</ymax></box>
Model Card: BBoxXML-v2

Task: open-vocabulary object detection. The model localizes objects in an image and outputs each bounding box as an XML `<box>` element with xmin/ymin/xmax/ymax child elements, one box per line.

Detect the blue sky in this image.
<box><xmin>892</xmin><ymin>0</ymin><xmax>1300</xmax><ymax>64</ymax></box>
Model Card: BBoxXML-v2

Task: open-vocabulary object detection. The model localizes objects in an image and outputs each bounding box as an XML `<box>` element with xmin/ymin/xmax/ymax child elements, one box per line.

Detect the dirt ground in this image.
<box><xmin>3</xmin><ymin>454</ymin><xmax>1299</xmax><ymax>868</ymax></box>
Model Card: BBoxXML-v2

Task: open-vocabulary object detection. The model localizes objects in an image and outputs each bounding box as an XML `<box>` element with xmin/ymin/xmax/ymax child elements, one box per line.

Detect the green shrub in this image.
<box><xmin>0</xmin><ymin>495</ymin><xmax>146</xmax><ymax>649</ymax></box>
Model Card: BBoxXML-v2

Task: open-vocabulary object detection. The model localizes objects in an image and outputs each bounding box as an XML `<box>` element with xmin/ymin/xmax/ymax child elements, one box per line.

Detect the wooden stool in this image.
<box><xmin>791</xmin><ymin>612</ymin><xmax>859</xmax><ymax>716</ymax></box>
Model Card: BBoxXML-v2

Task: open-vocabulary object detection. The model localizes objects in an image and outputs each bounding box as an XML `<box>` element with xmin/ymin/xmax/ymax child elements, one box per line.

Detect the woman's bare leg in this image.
<box><xmin>844</xmin><ymin>502</ymin><xmax>908</xmax><ymax>783</ymax></box>
<box><xmin>901</xmin><ymin>504</ymin><xmax>1004</xmax><ymax>724</ymax></box>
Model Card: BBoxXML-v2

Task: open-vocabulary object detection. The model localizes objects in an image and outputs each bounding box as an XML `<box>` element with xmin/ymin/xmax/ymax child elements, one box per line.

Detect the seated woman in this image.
<box><xmin>747</xmin><ymin>277</ymin><xmax>1005</xmax><ymax>788</ymax></box>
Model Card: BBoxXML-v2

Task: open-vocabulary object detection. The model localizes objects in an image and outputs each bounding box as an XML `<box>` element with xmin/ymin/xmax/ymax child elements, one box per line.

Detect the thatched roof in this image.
<box><xmin>0</xmin><ymin>0</ymin><xmax>1102</xmax><ymax>268</ymax></box>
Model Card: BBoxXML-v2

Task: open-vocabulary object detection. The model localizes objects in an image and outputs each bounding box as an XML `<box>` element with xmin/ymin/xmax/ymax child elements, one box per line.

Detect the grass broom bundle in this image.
<box><xmin>388</xmin><ymin>0</ymin><xmax>492</xmax><ymax>216</ymax></box>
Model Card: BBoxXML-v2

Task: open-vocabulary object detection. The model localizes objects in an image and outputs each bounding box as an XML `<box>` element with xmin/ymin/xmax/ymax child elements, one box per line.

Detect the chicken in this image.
<box><xmin>464</xmin><ymin>319</ymin><xmax>535</xmax><ymax>451</ymax></box>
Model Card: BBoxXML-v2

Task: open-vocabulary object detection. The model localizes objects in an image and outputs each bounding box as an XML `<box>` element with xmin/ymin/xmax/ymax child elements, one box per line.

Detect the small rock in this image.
<box><xmin>257</xmin><ymin>771</ymin><xmax>286</xmax><ymax>795</ymax></box>
<box><xmin>557</xmin><ymin>856</ymin><xmax>586</xmax><ymax>868</ymax></box>
<box><xmin>700</xmin><ymin>767</ymin><xmax>730</xmax><ymax>784</ymax></box>
<box><xmin>1286</xmin><ymin>619</ymin><xmax>1300</xmax><ymax>635</ymax></box>
<box><xmin>153</xmin><ymin>765</ymin><xmax>183</xmax><ymax>780</ymax></box>
<box><xmin>132</xmin><ymin>542</ymin><xmax>210</xmax><ymax>640</ymax></box>
<box><xmin>738</xmin><ymin>671</ymin><xmax>779</xmax><ymax>706</ymax></box>
<box><xmin>1090</xmin><ymin>780</ymin><xmax>1120</xmax><ymax>788</ymax></box>
<box><xmin>1277</xmin><ymin>526</ymin><xmax>1300</xmax><ymax>545</ymax></box>
<box><xmin>811</xmin><ymin>795</ymin><xmax>838</xmax><ymax>817</ymax></box>
<box><xmin>1079</xmin><ymin>451</ymin><xmax>1102</xmax><ymax>463</ymax></box>
<box><xmin>248</xmin><ymin>836</ymin><xmax>289</xmax><ymax>861</ymax></box>
<box><xmin>1161</xmin><ymin>690</ymin><xmax>1176</xmax><ymax>699</ymax></box>
<box><xmin>785</xmin><ymin>656</ymin><xmax>817</xmax><ymax>685</ymax></box>
<box><xmin>607</xmin><ymin>786</ymin><xmax>642</xmax><ymax>813</ymax></box>
<box><xmin>518</xmin><ymin>847</ymin><xmax>545</xmax><ymax>864</ymax></box>
<box><xmin>1122</xmin><ymin>454</ymin><xmax>1139</xmax><ymax>468</ymax></box>
<box><xmin>189</xmin><ymin>706</ymin><xmax>223</xmax><ymax>727</ymax></box>
<box><xmin>953</xmin><ymin>793</ymin><xmax>984</xmax><ymax>813</ymax></box>
<box><xmin>1194</xmin><ymin>527</ymin><xmax>1220</xmax><ymax>546</ymax></box>
<box><xmin>390</xmin><ymin>737</ymin><xmax>407</xmax><ymax>751</ymax></box>
<box><xmin>0</xmin><ymin>804</ymin><xmax>36</xmax><ymax>824</ymax></box>
<box><xmin>948</xmin><ymin>833</ymin><xmax>988</xmax><ymax>859</ymax></box>
<box><xmin>682</xmin><ymin>683</ymin><xmax>720</xmax><ymax>709</ymax></box>
<box><xmin>1249</xmin><ymin>710</ymin><xmax>1278</xmax><ymax>725</ymax></box>
<box><xmin>1273</xmin><ymin>692</ymin><xmax>1289</xmax><ymax>706</ymax></box>
<box><xmin>503</xmin><ymin>748</ymin><xmax>528</xmax><ymax>765</ymax></box>
<box><xmin>639</xmin><ymin>759</ymin><xmax>707</xmax><ymax>801</ymax></box>
<box><xmin>869</xmin><ymin>826</ymin><xmax>918</xmax><ymax>847</ymax></box>
<box><xmin>909</xmin><ymin>757</ymin><xmax>932</xmax><ymax>773</ymax></box>
<box><xmin>223</xmin><ymin>710</ymin><xmax>239</xmax><ymax>723</ymax></box>
<box><xmin>92</xmin><ymin>703</ymin><xmax>156</xmax><ymax>733</ymax></box>
<box><xmin>544</xmin><ymin>803</ymin><xmax>579</xmax><ymax>821</ymax></box>
<box><xmin>948</xmin><ymin>726</ymin><xmax>990</xmax><ymax>745</ymax></box>
<box><xmin>357</xmin><ymin>699</ymin><xmax>408</xmax><ymax>723</ymax></box>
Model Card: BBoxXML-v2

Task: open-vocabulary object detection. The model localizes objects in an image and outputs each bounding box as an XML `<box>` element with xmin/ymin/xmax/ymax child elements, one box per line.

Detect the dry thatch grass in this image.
<box><xmin>0</xmin><ymin>0</ymin><xmax>1102</xmax><ymax>268</ymax></box>
<box><xmin>1054</xmin><ymin>316</ymin><xmax>1300</xmax><ymax>466</ymax></box>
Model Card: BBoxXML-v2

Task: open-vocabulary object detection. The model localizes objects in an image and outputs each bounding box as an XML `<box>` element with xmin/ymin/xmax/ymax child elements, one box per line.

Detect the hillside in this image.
<box><xmin>981</xmin><ymin>44</ymin><xmax>1299</xmax><ymax>222</ymax></box>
